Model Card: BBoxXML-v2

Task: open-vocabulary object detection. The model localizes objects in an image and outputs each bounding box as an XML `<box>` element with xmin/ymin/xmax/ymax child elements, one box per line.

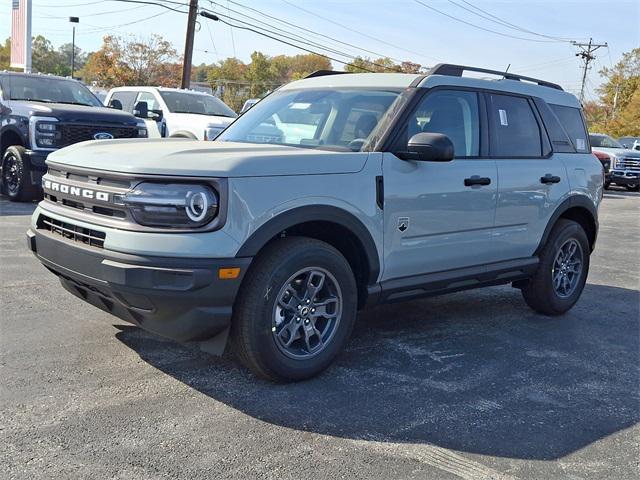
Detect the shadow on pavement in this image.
<box><xmin>0</xmin><ymin>197</ymin><xmax>38</xmax><ymax>216</ymax></box>
<box><xmin>115</xmin><ymin>283</ymin><xmax>639</xmax><ymax>460</ymax></box>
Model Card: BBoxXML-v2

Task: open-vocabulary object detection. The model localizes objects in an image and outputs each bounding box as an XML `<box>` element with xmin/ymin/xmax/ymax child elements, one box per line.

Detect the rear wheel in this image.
<box><xmin>231</xmin><ymin>237</ymin><xmax>357</xmax><ymax>382</ymax></box>
<box><xmin>2</xmin><ymin>146</ymin><xmax>38</xmax><ymax>202</ymax></box>
<box><xmin>522</xmin><ymin>219</ymin><xmax>590</xmax><ymax>316</ymax></box>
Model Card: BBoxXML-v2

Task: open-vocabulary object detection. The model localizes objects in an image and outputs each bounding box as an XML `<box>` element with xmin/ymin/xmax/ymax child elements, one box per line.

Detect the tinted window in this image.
<box><xmin>549</xmin><ymin>104</ymin><xmax>589</xmax><ymax>152</ymax></box>
<box><xmin>589</xmin><ymin>134</ymin><xmax>623</xmax><ymax>149</ymax></box>
<box><xmin>400</xmin><ymin>90</ymin><xmax>480</xmax><ymax>157</ymax></box>
<box><xmin>489</xmin><ymin>94</ymin><xmax>542</xmax><ymax>157</ymax></box>
<box><xmin>109</xmin><ymin>91</ymin><xmax>137</xmax><ymax>112</ymax></box>
<box><xmin>4</xmin><ymin>75</ymin><xmax>102</xmax><ymax>107</ymax></box>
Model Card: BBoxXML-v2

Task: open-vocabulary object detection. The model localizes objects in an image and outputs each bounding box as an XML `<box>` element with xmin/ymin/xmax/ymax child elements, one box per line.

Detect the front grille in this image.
<box><xmin>59</xmin><ymin>124</ymin><xmax>138</xmax><ymax>147</ymax></box>
<box><xmin>618</xmin><ymin>158</ymin><xmax>640</xmax><ymax>171</ymax></box>
<box><xmin>37</xmin><ymin>214</ymin><xmax>105</xmax><ymax>248</ymax></box>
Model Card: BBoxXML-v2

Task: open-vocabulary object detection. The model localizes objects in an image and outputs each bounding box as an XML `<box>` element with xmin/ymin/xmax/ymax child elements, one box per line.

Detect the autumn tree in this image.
<box><xmin>0</xmin><ymin>38</ymin><xmax>10</xmax><ymax>70</ymax></box>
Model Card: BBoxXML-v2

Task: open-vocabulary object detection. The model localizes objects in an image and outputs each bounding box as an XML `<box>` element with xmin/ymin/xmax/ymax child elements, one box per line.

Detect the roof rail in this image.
<box><xmin>304</xmin><ymin>70</ymin><xmax>352</xmax><ymax>79</ymax></box>
<box><xmin>427</xmin><ymin>63</ymin><xmax>563</xmax><ymax>91</ymax></box>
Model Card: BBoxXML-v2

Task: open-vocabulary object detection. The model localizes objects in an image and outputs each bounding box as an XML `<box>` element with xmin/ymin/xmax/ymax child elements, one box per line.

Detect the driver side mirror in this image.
<box><xmin>108</xmin><ymin>99</ymin><xmax>123</xmax><ymax>110</ymax></box>
<box><xmin>399</xmin><ymin>132</ymin><xmax>454</xmax><ymax>162</ymax></box>
<box><xmin>133</xmin><ymin>101</ymin><xmax>149</xmax><ymax>119</ymax></box>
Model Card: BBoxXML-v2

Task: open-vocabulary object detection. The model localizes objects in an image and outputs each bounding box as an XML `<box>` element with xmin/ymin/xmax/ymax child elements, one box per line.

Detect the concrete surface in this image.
<box><xmin>1</xmin><ymin>189</ymin><xmax>638</xmax><ymax>479</ymax></box>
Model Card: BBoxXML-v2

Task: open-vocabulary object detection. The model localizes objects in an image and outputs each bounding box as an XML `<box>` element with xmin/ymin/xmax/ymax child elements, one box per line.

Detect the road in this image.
<box><xmin>1</xmin><ymin>190</ymin><xmax>639</xmax><ymax>480</ymax></box>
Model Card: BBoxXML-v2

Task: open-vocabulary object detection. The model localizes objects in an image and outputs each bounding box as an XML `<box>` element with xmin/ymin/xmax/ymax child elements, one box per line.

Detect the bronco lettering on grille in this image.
<box><xmin>42</xmin><ymin>179</ymin><xmax>110</xmax><ymax>202</ymax></box>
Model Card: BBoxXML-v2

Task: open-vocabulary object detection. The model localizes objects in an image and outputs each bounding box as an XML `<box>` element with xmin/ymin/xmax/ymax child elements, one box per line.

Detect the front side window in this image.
<box><xmin>399</xmin><ymin>89</ymin><xmax>480</xmax><ymax>157</ymax></box>
<box><xmin>488</xmin><ymin>94</ymin><xmax>542</xmax><ymax>157</ymax></box>
<box><xmin>136</xmin><ymin>91</ymin><xmax>160</xmax><ymax>111</ymax></box>
<box><xmin>217</xmin><ymin>88</ymin><xmax>401</xmax><ymax>151</ymax></box>
<box><xmin>4</xmin><ymin>75</ymin><xmax>102</xmax><ymax>107</ymax></box>
<box><xmin>159</xmin><ymin>91</ymin><xmax>236</xmax><ymax>118</ymax></box>
<box><xmin>109</xmin><ymin>91</ymin><xmax>137</xmax><ymax>111</ymax></box>
<box><xmin>549</xmin><ymin>104</ymin><xmax>590</xmax><ymax>153</ymax></box>
<box><xmin>589</xmin><ymin>134</ymin><xmax>623</xmax><ymax>149</ymax></box>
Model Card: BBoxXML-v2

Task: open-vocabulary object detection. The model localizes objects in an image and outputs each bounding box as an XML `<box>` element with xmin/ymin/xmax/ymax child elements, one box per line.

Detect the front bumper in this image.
<box><xmin>27</xmin><ymin>228</ymin><xmax>251</xmax><ymax>345</ymax></box>
<box><xmin>610</xmin><ymin>170</ymin><xmax>639</xmax><ymax>186</ymax></box>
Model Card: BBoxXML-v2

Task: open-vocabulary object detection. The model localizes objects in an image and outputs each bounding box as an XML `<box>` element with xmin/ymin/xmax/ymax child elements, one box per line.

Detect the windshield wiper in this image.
<box><xmin>10</xmin><ymin>98</ymin><xmax>54</xmax><ymax>103</ymax></box>
<box><xmin>51</xmin><ymin>101</ymin><xmax>95</xmax><ymax>107</ymax></box>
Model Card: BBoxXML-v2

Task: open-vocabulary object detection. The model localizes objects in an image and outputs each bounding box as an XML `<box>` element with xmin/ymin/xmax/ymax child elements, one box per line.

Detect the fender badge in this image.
<box><xmin>397</xmin><ymin>217</ymin><xmax>409</xmax><ymax>233</ymax></box>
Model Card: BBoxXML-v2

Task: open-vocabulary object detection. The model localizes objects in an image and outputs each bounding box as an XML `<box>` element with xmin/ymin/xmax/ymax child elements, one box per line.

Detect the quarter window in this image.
<box><xmin>549</xmin><ymin>104</ymin><xmax>590</xmax><ymax>153</ymax></box>
<box><xmin>488</xmin><ymin>94</ymin><xmax>542</xmax><ymax>157</ymax></box>
<box><xmin>400</xmin><ymin>90</ymin><xmax>480</xmax><ymax>157</ymax></box>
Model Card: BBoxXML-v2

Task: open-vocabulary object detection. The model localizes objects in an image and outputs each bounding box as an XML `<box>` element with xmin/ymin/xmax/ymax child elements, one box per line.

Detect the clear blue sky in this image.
<box><xmin>1</xmin><ymin>0</ymin><xmax>638</xmax><ymax>99</ymax></box>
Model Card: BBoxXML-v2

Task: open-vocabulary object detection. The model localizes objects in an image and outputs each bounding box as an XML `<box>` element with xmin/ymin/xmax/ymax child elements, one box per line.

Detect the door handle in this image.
<box><xmin>464</xmin><ymin>175</ymin><xmax>491</xmax><ymax>186</ymax></box>
<box><xmin>540</xmin><ymin>174</ymin><xmax>561</xmax><ymax>184</ymax></box>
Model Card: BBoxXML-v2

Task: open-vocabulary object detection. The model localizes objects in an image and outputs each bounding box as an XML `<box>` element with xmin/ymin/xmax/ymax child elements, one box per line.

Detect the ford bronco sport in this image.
<box><xmin>0</xmin><ymin>72</ymin><xmax>147</xmax><ymax>201</ymax></box>
<box><xmin>27</xmin><ymin>65</ymin><xmax>602</xmax><ymax>381</ymax></box>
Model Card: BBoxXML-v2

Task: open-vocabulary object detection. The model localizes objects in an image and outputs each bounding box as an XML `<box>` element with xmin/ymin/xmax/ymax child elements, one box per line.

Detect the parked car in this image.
<box><xmin>590</xmin><ymin>133</ymin><xmax>640</xmax><ymax>191</ymax></box>
<box><xmin>0</xmin><ymin>72</ymin><xmax>147</xmax><ymax>201</ymax></box>
<box><xmin>105</xmin><ymin>87</ymin><xmax>237</xmax><ymax>141</ymax></box>
<box><xmin>592</xmin><ymin>150</ymin><xmax>612</xmax><ymax>188</ymax></box>
<box><xmin>618</xmin><ymin>136</ymin><xmax>640</xmax><ymax>150</ymax></box>
<box><xmin>28</xmin><ymin>64</ymin><xmax>601</xmax><ymax>381</ymax></box>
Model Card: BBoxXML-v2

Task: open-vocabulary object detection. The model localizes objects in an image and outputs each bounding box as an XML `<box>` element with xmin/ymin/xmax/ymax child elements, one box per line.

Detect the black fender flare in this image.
<box><xmin>535</xmin><ymin>195</ymin><xmax>598</xmax><ymax>254</ymax></box>
<box><xmin>235</xmin><ymin>205</ymin><xmax>381</xmax><ymax>285</ymax></box>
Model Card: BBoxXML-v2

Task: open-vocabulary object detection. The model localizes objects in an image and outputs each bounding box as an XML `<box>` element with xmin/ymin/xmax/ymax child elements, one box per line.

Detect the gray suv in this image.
<box><xmin>27</xmin><ymin>64</ymin><xmax>602</xmax><ymax>381</ymax></box>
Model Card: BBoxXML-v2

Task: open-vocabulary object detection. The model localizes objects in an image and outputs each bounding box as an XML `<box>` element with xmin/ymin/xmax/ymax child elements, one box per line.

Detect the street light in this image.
<box><xmin>69</xmin><ymin>16</ymin><xmax>79</xmax><ymax>78</ymax></box>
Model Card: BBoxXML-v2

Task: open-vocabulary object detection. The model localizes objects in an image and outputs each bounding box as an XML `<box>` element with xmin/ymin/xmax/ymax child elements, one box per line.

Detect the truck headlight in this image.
<box><xmin>204</xmin><ymin>125</ymin><xmax>224</xmax><ymax>141</ymax></box>
<box><xmin>117</xmin><ymin>183</ymin><xmax>218</xmax><ymax>228</ymax></box>
<box><xmin>34</xmin><ymin>119</ymin><xmax>60</xmax><ymax>148</ymax></box>
<box><xmin>136</xmin><ymin>120</ymin><xmax>148</xmax><ymax>138</ymax></box>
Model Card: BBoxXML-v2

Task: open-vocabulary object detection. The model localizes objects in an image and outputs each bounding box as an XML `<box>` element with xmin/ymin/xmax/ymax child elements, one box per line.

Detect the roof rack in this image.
<box><xmin>304</xmin><ymin>70</ymin><xmax>352</xmax><ymax>79</ymax></box>
<box><xmin>427</xmin><ymin>63</ymin><xmax>563</xmax><ymax>91</ymax></box>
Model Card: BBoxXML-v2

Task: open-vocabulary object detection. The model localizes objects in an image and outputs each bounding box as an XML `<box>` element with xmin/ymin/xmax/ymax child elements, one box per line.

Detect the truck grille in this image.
<box><xmin>59</xmin><ymin>124</ymin><xmax>138</xmax><ymax>147</ymax></box>
<box><xmin>37</xmin><ymin>214</ymin><xmax>106</xmax><ymax>248</ymax></box>
<box><xmin>618</xmin><ymin>158</ymin><xmax>640</xmax><ymax>171</ymax></box>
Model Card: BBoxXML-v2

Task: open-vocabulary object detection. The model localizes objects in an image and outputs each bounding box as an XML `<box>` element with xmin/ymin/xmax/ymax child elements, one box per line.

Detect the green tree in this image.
<box><xmin>0</xmin><ymin>38</ymin><xmax>10</xmax><ymax>70</ymax></box>
<box><xmin>246</xmin><ymin>51</ymin><xmax>275</xmax><ymax>97</ymax></box>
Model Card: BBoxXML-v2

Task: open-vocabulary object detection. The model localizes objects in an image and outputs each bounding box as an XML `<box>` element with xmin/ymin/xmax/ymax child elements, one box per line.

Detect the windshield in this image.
<box><xmin>3</xmin><ymin>75</ymin><xmax>102</xmax><ymax>106</ymax></box>
<box><xmin>589</xmin><ymin>134</ymin><xmax>623</xmax><ymax>149</ymax></box>
<box><xmin>159</xmin><ymin>91</ymin><xmax>237</xmax><ymax>117</ymax></box>
<box><xmin>216</xmin><ymin>88</ymin><xmax>402</xmax><ymax>151</ymax></box>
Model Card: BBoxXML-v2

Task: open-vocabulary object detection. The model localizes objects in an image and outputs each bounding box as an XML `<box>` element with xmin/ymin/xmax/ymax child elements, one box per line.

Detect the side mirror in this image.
<box><xmin>133</xmin><ymin>101</ymin><xmax>149</xmax><ymax>119</ymax></box>
<box><xmin>400</xmin><ymin>132</ymin><xmax>454</xmax><ymax>161</ymax></box>
<box><xmin>108</xmin><ymin>99</ymin><xmax>123</xmax><ymax>110</ymax></box>
<box><xmin>149</xmin><ymin>109</ymin><xmax>163</xmax><ymax>122</ymax></box>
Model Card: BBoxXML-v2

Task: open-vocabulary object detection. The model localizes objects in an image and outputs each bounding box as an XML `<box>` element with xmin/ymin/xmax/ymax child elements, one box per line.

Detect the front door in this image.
<box><xmin>382</xmin><ymin>89</ymin><xmax>499</xmax><ymax>281</ymax></box>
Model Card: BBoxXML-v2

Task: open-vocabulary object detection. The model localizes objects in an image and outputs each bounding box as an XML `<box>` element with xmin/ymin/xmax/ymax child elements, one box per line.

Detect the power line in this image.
<box><xmin>199</xmin><ymin>11</ymin><xmax>374</xmax><ymax>72</ymax></box>
<box><xmin>280</xmin><ymin>0</ymin><xmax>440</xmax><ymax>62</ymax></box>
<box><xmin>413</xmin><ymin>0</ymin><xmax>561</xmax><ymax>43</ymax></box>
<box><xmin>220</xmin><ymin>0</ymin><xmax>409</xmax><ymax>64</ymax></box>
<box><xmin>573</xmin><ymin>38</ymin><xmax>607</xmax><ymax>103</ymax></box>
<box><xmin>451</xmin><ymin>0</ymin><xmax>574</xmax><ymax>42</ymax></box>
<box><xmin>102</xmin><ymin>0</ymin><xmax>189</xmax><ymax>14</ymax></box>
<box><xmin>206</xmin><ymin>7</ymin><xmax>396</xmax><ymax>70</ymax></box>
<box><xmin>36</xmin><ymin>4</ymin><xmax>149</xmax><ymax>19</ymax></box>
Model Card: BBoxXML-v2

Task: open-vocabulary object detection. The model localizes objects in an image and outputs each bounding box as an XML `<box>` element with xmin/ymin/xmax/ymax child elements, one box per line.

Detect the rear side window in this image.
<box><xmin>488</xmin><ymin>94</ymin><xmax>542</xmax><ymax>157</ymax></box>
<box><xmin>549</xmin><ymin>104</ymin><xmax>590</xmax><ymax>153</ymax></box>
<box><xmin>109</xmin><ymin>91</ymin><xmax>137</xmax><ymax>112</ymax></box>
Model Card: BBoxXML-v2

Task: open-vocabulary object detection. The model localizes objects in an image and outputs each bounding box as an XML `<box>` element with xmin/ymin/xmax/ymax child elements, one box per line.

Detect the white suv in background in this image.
<box><xmin>104</xmin><ymin>87</ymin><xmax>237</xmax><ymax>140</ymax></box>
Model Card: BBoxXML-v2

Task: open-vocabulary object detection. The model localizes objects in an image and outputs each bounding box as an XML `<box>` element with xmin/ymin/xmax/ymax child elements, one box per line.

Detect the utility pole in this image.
<box><xmin>181</xmin><ymin>0</ymin><xmax>199</xmax><ymax>89</ymax></box>
<box><xmin>572</xmin><ymin>38</ymin><xmax>607</xmax><ymax>104</ymax></box>
<box><xmin>69</xmin><ymin>17</ymin><xmax>79</xmax><ymax>78</ymax></box>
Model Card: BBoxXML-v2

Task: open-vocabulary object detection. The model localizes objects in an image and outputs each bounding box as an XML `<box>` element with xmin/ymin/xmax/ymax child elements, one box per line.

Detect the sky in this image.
<box><xmin>1</xmin><ymin>0</ymin><xmax>639</xmax><ymax>100</ymax></box>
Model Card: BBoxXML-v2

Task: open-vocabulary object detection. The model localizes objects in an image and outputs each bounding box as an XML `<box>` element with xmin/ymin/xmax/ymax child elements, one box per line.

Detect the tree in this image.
<box><xmin>0</xmin><ymin>38</ymin><xmax>10</xmax><ymax>70</ymax></box>
<box><xmin>58</xmin><ymin>42</ymin><xmax>87</xmax><ymax>75</ymax></box>
<box><xmin>80</xmin><ymin>35</ymin><xmax>132</xmax><ymax>87</ymax></box>
<box><xmin>345</xmin><ymin>56</ymin><xmax>420</xmax><ymax>73</ymax></box>
<box><xmin>246</xmin><ymin>51</ymin><xmax>275</xmax><ymax>97</ymax></box>
<box><xmin>32</xmin><ymin>35</ymin><xmax>68</xmax><ymax>76</ymax></box>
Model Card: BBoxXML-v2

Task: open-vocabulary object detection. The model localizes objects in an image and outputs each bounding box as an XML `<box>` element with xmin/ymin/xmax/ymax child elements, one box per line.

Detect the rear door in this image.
<box><xmin>488</xmin><ymin>93</ymin><xmax>568</xmax><ymax>260</ymax></box>
<box><xmin>382</xmin><ymin>88</ymin><xmax>499</xmax><ymax>281</ymax></box>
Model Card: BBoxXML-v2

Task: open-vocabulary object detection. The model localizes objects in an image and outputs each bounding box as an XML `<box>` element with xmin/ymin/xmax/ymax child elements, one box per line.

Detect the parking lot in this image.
<box><xmin>0</xmin><ymin>190</ymin><xmax>638</xmax><ymax>479</ymax></box>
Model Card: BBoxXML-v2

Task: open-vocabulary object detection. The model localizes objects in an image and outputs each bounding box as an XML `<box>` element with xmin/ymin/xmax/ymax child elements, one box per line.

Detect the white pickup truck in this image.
<box><xmin>105</xmin><ymin>86</ymin><xmax>237</xmax><ymax>140</ymax></box>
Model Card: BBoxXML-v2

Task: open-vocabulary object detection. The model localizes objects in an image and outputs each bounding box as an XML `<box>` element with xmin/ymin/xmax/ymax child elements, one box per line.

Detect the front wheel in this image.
<box><xmin>231</xmin><ymin>237</ymin><xmax>357</xmax><ymax>382</ymax></box>
<box><xmin>626</xmin><ymin>183</ymin><xmax>639</xmax><ymax>192</ymax></box>
<box><xmin>1</xmin><ymin>146</ymin><xmax>39</xmax><ymax>202</ymax></box>
<box><xmin>522</xmin><ymin>219</ymin><xmax>590</xmax><ymax>316</ymax></box>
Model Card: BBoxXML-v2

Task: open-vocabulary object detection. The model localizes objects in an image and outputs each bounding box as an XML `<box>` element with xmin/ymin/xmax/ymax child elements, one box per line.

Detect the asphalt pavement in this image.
<box><xmin>1</xmin><ymin>189</ymin><xmax>639</xmax><ymax>479</ymax></box>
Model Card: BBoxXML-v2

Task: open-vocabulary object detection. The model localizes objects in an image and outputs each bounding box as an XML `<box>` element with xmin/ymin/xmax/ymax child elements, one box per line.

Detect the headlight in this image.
<box><xmin>136</xmin><ymin>121</ymin><xmax>148</xmax><ymax>138</ymax></box>
<box><xmin>117</xmin><ymin>183</ymin><xmax>218</xmax><ymax>228</ymax></box>
<box><xmin>33</xmin><ymin>118</ymin><xmax>60</xmax><ymax>148</ymax></box>
<box><xmin>204</xmin><ymin>125</ymin><xmax>224</xmax><ymax>141</ymax></box>
<box><xmin>611</xmin><ymin>156</ymin><xmax>622</xmax><ymax>168</ymax></box>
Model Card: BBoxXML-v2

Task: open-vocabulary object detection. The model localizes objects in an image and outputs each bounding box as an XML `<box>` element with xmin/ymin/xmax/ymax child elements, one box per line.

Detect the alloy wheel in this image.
<box><xmin>551</xmin><ymin>239</ymin><xmax>583</xmax><ymax>298</ymax></box>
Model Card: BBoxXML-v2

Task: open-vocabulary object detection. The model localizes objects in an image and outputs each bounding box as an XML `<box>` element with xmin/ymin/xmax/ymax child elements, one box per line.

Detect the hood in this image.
<box><xmin>593</xmin><ymin>147</ymin><xmax>640</xmax><ymax>159</ymax></box>
<box><xmin>7</xmin><ymin>100</ymin><xmax>138</xmax><ymax>126</ymax></box>
<box><xmin>46</xmin><ymin>139</ymin><xmax>368</xmax><ymax>177</ymax></box>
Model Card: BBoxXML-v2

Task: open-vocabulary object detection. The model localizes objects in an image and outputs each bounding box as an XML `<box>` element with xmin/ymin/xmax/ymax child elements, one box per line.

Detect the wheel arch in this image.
<box><xmin>236</xmin><ymin>205</ymin><xmax>380</xmax><ymax>308</ymax></box>
<box><xmin>1</xmin><ymin>127</ymin><xmax>25</xmax><ymax>157</ymax></box>
<box><xmin>536</xmin><ymin>196</ymin><xmax>598</xmax><ymax>254</ymax></box>
<box><xmin>169</xmin><ymin>130</ymin><xmax>198</xmax><ymax>139</ymax></box>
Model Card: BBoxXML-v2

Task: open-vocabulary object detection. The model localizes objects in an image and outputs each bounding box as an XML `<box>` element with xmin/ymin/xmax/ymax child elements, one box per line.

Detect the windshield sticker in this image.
<box><xmin>576</xmin><ymin>138</ymin><xmax>586</xmax><ymax>150</ymax></box>
<box><xmin>498</xmin><ymin>109</ymin><xmax>508</xmax><ymax>126</ymax></box>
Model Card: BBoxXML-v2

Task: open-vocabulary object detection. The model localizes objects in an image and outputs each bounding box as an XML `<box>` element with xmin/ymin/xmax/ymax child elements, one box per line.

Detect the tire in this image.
<box><xmin>522</xmin><ymin>219</ymin><xmax>590</xmax><ymax>316</ymax></box>
<box><xmin>1</xmin><ymin>146</ymin><xmax>39</xmax><ymax>202</ymax></box>
<box><xmin>231</xmin><ymin>237</ymin><xmax>357</xmax><ymax>382</ymax></box>
<box><xmin>625</xmin><ymin>183</ymin><xmax>639</xmax><ymax>192</ymax></box>
<box><xmin>603</xmin><ymin>181</ymin><xmax>611</xmax><ymax>190</ymax></box>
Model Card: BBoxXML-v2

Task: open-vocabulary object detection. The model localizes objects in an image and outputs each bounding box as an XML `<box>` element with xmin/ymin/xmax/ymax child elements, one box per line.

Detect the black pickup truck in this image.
<box><xmin>0</xmin><ymin>72</ymin><xmax>147</xmax><ymax>201</ymax></box>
